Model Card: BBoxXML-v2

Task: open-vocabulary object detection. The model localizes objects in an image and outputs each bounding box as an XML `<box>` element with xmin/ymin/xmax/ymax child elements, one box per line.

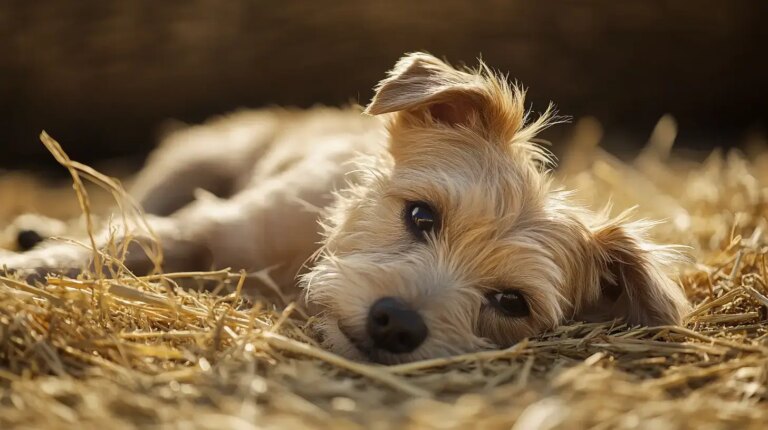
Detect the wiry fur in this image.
<box><xmin>304</xmin><ymin>53</ymin><xmax>689</xmax><ymax>362</ymax></box>
<box><xmin>2</xmin><ymin>53</ymin><xmax>690</xmax><ymax>364</ymax></box>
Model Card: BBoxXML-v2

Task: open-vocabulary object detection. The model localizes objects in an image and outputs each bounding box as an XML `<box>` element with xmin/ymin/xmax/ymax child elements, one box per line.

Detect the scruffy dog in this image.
<box><xmin>2</xmin><ymin>53</ymin><xmax>689</xmax><ymax>364</ymax></box>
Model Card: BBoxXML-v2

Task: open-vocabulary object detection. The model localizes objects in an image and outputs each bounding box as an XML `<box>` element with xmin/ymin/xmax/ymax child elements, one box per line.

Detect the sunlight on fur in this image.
<box><xmin>2</xmin><ymin>53</ymin><xmax>689</xmax><ymax>365</ymax></box>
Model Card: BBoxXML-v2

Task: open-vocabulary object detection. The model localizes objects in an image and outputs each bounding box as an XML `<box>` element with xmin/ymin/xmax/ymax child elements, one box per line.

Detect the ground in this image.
<box><xmin>1</xmin><ymin>118</ymin><xmax>767</xmax><ymax>429</ymax></box>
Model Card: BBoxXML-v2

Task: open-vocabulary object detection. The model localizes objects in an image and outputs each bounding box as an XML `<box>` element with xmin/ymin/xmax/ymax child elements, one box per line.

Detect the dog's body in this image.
<box><xmin>2</xmin><ymin>54</ymin><xmax>689</xmax><ymax>363</ymax></box>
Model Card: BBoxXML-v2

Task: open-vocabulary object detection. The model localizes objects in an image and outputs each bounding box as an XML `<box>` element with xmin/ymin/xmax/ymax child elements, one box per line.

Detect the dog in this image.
<box><xmin>1</xmin><ymin>53</ymin><xmax>690</xmax><ymax>364</ymax></box>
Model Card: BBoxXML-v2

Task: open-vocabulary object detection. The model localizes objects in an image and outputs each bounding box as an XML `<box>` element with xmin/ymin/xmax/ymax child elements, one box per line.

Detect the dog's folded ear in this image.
<box><xmin>365</xmin><ymin>52</ymin><xmax>525</xmax><ymax>140</ymax></box>
<box><xmin>577</xmin><ymin>215</ymin><xmax>690</xmax><ymax>326</ymax></box>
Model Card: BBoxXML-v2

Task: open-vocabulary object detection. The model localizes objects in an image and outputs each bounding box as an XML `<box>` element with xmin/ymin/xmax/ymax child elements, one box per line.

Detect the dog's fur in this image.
<box><xmin>1</xmin><ymin>53</ymin><xmax>690</xmax><ymax>364</ymax></box>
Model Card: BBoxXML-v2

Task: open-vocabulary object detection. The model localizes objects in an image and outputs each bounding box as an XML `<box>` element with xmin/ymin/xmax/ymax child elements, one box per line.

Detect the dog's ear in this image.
<box><xmin>577</xmin><ymin>216</ymin><xmax>690</xmax><ymax>326</ymax></box>
<box><xmin>365</xmin><ymin>53</ymin><xmax>525</xmax><ymax>139</ymax></box>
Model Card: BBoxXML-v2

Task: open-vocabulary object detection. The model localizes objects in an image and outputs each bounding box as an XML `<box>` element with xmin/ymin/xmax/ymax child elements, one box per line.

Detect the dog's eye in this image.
<box><xmin>404</xmin><ymin>201</ymin><xmax>437</xmax><ymax>239</ymax></box>
<box><xmin>487</xmin><ymin>290</ymin><xmax>530</xmax><ymax>317</ymax></box>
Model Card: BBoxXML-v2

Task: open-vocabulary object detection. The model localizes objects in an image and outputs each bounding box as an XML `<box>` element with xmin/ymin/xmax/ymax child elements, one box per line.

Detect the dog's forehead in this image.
<box><xmin>389</xmin><ymin>140</ymin><xmax>546</xmax><ymax>224</ymax></box>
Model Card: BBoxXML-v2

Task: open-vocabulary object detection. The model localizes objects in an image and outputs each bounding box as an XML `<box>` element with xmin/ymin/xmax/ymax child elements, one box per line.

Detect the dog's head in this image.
<box><xmin>302</xmin><ymin>53</ymin><xmax>689</xmax><ymax>363</ymax></box>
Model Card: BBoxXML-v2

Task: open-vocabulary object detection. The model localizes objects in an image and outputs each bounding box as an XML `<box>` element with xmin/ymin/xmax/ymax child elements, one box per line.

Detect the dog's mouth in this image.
<box><xmin>336</xmin><ymin>321</ymin><xmax>374</xmax><ymax>357</ymax></box>
<box><xmin>337</xmin><ymin>320</ymin><xmax>413</xmax><ymax>364</ymax></box>
<box><xmin>337</xmin><ymin>320</ymin><xmax>432</xmax><ymax>365</ymax></box>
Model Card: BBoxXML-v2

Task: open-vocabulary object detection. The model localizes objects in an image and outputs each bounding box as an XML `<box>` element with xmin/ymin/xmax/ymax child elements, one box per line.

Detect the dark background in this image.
<box><xmin>1</xmin><ymin>0</ymin><xmax>766</xmax><ymax>175</ymax></box>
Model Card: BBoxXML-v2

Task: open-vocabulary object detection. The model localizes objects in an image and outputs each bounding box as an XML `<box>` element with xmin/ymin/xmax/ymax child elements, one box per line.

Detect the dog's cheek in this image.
<box><xmin>302</xmin><ymin>256</ymin><xmax>394</xmax><ymax>323</ymax></box>
<box><xmin>476</xmin><ymin>311</ymin><xmax>540</xmax><ymax>347</ymax></box>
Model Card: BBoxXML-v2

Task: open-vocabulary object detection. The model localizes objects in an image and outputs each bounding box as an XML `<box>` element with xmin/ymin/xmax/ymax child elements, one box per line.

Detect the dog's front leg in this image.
<box><xmin>1</xmin><ymin>184</ymin><xmax>325</xmax><ymax>289</ymax></box>
<box><xmin>0</xmin><ymin>214</ymin><xmax>211</xmax><ymax>282</ymax></box>
<box><xmin>0</xmin><ymin>218</ymin><xmax>210</xmax><ymax>281</ymax></box>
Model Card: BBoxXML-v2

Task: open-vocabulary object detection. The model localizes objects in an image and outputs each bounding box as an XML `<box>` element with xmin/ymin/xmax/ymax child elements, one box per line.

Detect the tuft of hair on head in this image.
<box><xmin>364</xmin><ymin>52</ymin><xmax>560</xmax><ymax>161</ymax></box>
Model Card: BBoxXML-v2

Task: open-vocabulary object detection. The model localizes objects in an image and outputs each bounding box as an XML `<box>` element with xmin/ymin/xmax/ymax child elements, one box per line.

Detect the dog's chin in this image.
<box><xmin>311</xmin><ymin>317</ymin><xmax>368</xmax><ymax>362</ymax></box>
<box><xmin>315</xmin><ymin>317</ymin><xmax>423</xmax><ymax>365</ymax></box>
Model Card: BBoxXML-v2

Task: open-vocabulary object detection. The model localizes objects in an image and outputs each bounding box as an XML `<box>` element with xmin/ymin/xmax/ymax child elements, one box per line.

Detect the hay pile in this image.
<box><xmin>2</xmin><ymin>119</ymin><xmax>767</xmax><ymax>429</ymax></box>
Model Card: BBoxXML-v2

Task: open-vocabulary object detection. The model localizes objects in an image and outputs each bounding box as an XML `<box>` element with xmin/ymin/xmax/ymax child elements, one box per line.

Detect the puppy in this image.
<box><xmin>1</xmin><ymin>53</ymin><xmax>689</xmax><ymax>364</ymax></box>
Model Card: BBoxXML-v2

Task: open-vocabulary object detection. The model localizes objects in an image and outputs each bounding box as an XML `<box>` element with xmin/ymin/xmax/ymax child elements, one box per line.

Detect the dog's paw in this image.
<box><xmin>2</xmin><ymin>264</ymin><xmax>81</xmax><ymax>286</ymax></box>
<box><xmin>0</xmin><ymin>248</ymin><xmax>84</xmax><ymax>285</ymax></box>
<box><xmin>1</xmin><ymin>253</ymin><xmax>46</xmax><ymax>284</ymax></box>
<box><xmin>2</xmin><ymin>214</ymin><xmax>66</xmax><ymax>251</ymax></box>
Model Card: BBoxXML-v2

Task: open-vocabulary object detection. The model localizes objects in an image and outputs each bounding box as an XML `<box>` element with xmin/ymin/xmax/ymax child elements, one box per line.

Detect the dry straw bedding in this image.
<box><xmin>1</xmin><ymin>118</ymin><xmax>767</xmax><ymax>429</ymax></box>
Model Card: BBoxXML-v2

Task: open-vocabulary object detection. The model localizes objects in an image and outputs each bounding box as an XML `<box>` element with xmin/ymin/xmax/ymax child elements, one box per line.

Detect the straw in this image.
<box><xmin>1</xmin><ymin>121</ymin><xmax>767</xmax><ymax>429</ymax></box>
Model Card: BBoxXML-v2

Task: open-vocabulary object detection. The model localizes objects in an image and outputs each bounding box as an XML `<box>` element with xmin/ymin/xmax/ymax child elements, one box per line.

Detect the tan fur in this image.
<box><xmin>2</xmin><ymin>53</ymin><xmax>690</xmax><ymax>364</ymax></box>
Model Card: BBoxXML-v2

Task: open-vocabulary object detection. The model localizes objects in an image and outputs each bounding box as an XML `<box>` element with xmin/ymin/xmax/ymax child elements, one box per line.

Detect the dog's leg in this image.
<box><xmin>131</xmin><ymin>111</ymin><xmax>280</xmax><ymax>216</ymax></box>
<box><xmin>0</xmin><ymin>214</ymin><xmax>210</xmax><ymax>282</ymax></box>
<box><xmin>2</xmin><ymin>145</ymin><xmax>346</xmax><ymax>292</ymax></box>
<box><xmin>162</xmin><ymin>150</ymin><xmax>345</xmax><ymax>289</ymax></box>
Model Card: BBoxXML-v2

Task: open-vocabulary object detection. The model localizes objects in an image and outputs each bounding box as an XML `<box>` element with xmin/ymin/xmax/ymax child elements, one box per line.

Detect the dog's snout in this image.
<box><xmin>367</xmin><ymin>297</ymin><xmax>428</xmax><ymax>354</ymax></box>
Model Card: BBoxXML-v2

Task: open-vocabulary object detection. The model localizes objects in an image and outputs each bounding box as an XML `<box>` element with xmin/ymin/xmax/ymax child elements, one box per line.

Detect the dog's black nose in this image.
<box><xmin>367</xmin><ymin>297</ymin><xmax>428</xmax><ymax>354</ymax></box>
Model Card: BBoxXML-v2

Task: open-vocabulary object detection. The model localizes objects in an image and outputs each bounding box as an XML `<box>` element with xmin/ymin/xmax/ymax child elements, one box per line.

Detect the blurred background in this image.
<box><xmin>1</xmin><ymin>0</ymin><xmax>766</xmax><ymax>176</ymax></box>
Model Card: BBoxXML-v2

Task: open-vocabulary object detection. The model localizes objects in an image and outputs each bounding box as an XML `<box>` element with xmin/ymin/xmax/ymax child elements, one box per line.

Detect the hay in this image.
<box><xmin>2</xmin><ymin>120</ymin><xmax>768</xmax><ymax>429</ymax></box>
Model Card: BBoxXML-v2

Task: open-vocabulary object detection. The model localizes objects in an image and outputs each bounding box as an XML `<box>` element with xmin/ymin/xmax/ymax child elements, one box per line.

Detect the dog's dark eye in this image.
<box><xmin>486</xmin><ymin>290</ymin><xmax>530</xmax><ymax>317</ymax></box>
<box><xmin>404</xmin><ymin>201</ymin><xmax>437</xmax><ymax>239</ymax></box>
